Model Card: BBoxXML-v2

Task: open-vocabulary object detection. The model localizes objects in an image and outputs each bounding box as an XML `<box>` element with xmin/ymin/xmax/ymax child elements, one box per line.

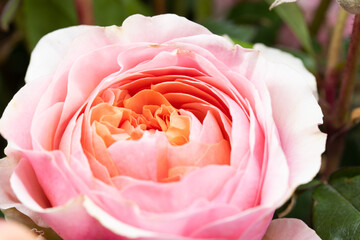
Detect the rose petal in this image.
<box><xmin>262</xmin><ymin>218</ymin><xmax>321</xmax><ymax>240</ymax></box>
<box><xmin>255</xmin><ymin>44</ymin><xmax>326</xmax><ymax>195</ymax></box>
<box><xmin>254</xmin><ymin>43</ymin><xmax>318</xmax><ymax>98</ymax></box>
<box><xmin>121</xmin><ymin>14</ymin><xmax>211</xmax><ymax>44</ymax></box>
<box><xmin>0</xmin><ymin>76</ymin><xmax>51</xmax><ymax>149</ymax></box>
<box><xmin>108</xmin><ymin>132</ymin><xmax>168</xmax><ymax>181</ymax></box>
<box><xmin>0</xmin><ymin>157</ymin><xmax>47</xmax><ymax>227</ymax></box>
<box><xmin>25</xmin><ymin>26</ymin><xmax>95</xmax><ymax>83</ymax></box>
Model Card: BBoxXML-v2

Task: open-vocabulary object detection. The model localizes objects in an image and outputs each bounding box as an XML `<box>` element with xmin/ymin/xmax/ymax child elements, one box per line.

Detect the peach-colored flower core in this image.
<box><xmin>88</xmin><ymin>86</ymin><xmax>224</xmax><ymax>182</ymax></box>
<box><xmin>91</xmin><ymin>89</ymin><xmax>190</xmax><ymax>146</ymax></box>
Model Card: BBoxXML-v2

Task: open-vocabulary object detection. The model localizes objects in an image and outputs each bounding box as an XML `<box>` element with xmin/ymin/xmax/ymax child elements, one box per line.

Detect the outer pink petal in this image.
<box><xmin>25</xmin><ymin>25</ymin><xmax>124</xmax><ymax>84</ymax></box>
<box><xmin>253</xmin><ymin>44</ymin><xmax>318</xmax><ymax>98</ymax></box>
<box><xmin>33</xmin><ymin>196</ymin><xmax>124</xmax><ymax>240</ymax></box>
<box><xmin>120</xmin><ymin>14</ymin><xmax>211</xmax><ymax>44</ymax></box>
<box><xmin>0</xmin><ymin>157</ymin><xmax>47</xmax><ymax>227</ymax></box>
<box><xmin>190</xmin><ymin>207</ymin><xmax>273</xmax><ymax>239</ymax></box>
<box><xmin>25</xmin><ymin>26</ymin><xmax>95</xmax><ymax>83</ymax></box>
<box><xmin>263</xmin><ymin>219</ymin><xmax>321</xmax><ymax>240</ymax></box>
<box><xmin>0</xmin><ymin>76</ymin><xmax>51</xmax><ymax>149</ymax></box>
<box><xmin>254</xmin><ymin>44</ymin><xmax>326</xmax><ymax>195</ymax></box>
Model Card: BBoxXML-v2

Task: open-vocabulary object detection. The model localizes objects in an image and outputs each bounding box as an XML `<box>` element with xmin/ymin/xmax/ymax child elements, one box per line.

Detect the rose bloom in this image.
<box><xmin>0</xmin><ymin>14</ymin><xmax>325</xmax><ymax>240</ymax></box>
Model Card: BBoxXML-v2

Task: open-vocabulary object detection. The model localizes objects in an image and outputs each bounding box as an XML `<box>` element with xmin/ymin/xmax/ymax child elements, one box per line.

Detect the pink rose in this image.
<box><xmin>0</xmin><ymin>14</ymin><xmax>325</xmax><ymax>240</ymax></box>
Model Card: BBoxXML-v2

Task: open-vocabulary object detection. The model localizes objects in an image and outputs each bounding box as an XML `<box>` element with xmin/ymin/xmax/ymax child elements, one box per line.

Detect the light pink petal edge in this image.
<box><xmin>263</xmin><ymin>218</ymin><xmax>321</xmax><ymax>240</ymax></box>
<box><xmin>25</xmin><ymin>25</ymin><xmax>96</xmax><ymax>83</ymax></box>
<box><xmin>254</xmin><ymin>44</ymin><xmax>326</xmax><ymax>197</ymax></box>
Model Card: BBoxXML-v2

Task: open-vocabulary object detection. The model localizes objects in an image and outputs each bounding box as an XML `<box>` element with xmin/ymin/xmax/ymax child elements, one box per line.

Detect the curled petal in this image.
<box><xmin>263</xmin><ymin>219</ymin><xmax>321</xmax><ymax>240</ymax></box>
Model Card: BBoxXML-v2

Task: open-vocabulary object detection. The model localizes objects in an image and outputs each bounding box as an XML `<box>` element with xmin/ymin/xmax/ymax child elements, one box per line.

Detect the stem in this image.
<box><xmin>74</xmin><ymin>0</ymin><xmax>94</xmax><ymax>25</ymax></box>
<box><xmin>310</xmin><ymin>0</ymin><xmax>331</xmax><ymax>36</ymax></box>
<box><xmin>334</xmin><ymin>14</ymin><xmax>360</xmax><ymax>127</ymax></box>
<box><xmin>324</xmin><ymin>8</ymin><xmax>348</xmax><ymax>107</ymax></box>
<box><xmin>322</xmin><ymin>131</ymin><xmax>346</xmax><ymax>179</ymax></box>
<box><xmin>323</xmin><ymin>14</ymin><xmax>360</xmax><ymax>179</ymax></box>
<box><xmin>0</xmin><ymin>30</ymin><xmax>22</xmax><ymax>65</ymax></box>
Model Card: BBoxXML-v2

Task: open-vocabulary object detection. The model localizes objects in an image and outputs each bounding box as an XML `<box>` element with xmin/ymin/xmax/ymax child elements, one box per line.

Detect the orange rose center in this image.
<box><xmin>90</xmin><ymin>89</ymin><xmax>191</xmax><ymax>147</ymax></box>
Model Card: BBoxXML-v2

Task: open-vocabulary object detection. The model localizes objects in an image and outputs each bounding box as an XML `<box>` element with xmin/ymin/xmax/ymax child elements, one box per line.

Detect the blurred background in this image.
<box><xmin>0</xmin><ymin>0</ymin><xmax>359</xmax><ymax>228</ymax></box>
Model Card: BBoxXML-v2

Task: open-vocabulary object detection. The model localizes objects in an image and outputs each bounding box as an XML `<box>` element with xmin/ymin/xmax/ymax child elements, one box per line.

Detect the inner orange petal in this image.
<box><xmin>123</xmin><ymin>89</ymin><xmax>171</xmax><ymax>113</ymax></box>
<box><xmin>91</xmin><ymin>89</ymin><xmax>191</xmax><ymax>147</ymax></box>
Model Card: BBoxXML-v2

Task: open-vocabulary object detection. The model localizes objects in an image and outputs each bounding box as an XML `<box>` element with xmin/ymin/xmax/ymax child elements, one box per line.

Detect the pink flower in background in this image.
<box><xmin>0</xmin><ymin>220</ymin><xmax>38</xmax><ymax>240</ymax></box>
<box><xmin>0</xmin><ymin>14</ymin><xmax>325</xmax><ymax>240</ymax></box>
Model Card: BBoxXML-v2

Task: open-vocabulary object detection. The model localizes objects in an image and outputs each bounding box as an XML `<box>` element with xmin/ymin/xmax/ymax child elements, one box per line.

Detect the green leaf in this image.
<box><xmin>231</xmin><ymin>39</ymin><xmax>253</xmax><ymax>49</ymax></box>
<box><xmin>264</xmin><ymin>1</ymin><xmax>315</xmax><ymax>56</ymax></box>
<box><xmin>1</xmin><ymin>0</ymin><xmax>21</xmax><ymax>31</ymax></box>
<box><xmin>201</xmin><ymin>19</ymin><xmax>256</xmax><ymax>43</ymax></box>
<box><xmin>274</xmin><ymin>180</ymin><xmax>320</xmax><ymax>225</ymax></box>
<box><xmin>93</xmin><ymin>0</ymin><xmax>151</xmax><ymax>26</ymax></box>
<box><xmin>22</xmin><ymin>0</ymin><xmax>77</xmax><ymax>50</ymax></box>
<box><xmin>313</xmin><ymin>168</ymin><xmax>360</xmax><ymax>240</ymax></box>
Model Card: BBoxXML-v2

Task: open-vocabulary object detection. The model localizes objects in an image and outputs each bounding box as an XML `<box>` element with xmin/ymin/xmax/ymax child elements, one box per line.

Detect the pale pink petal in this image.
<box><xmin>26</xmin><ymin>25</ymin><xmax>127</xmax><ymax>84</ymax></box>
<box><xmin>88</xmin><ymin>190</ymin><xmax>241</xmax><ymax>238</ymax></box>
<box><xmin>263</xmin><ymin>219</ymin><xmax>321</xmax><ymax>240</ymax></box>
<box><xmin>121</xmin><ymin>14</ymin><xmax>211</xmax><ymax>44</ymax></box>
<box><xmin>199</xmin><ymin>111</ymin><xmax>225</xmax><ymax>144</ymax></box>
<box><xmin>167</xmin><ymin>34</ymin><xmax>243</xmax><ymax>70</ymax></box>
<box><xmin>118</xmin><ymin>165</ymin><xmax>235</xmax><ymax>213</ymax></box>
<box><xmin>25</xmin><ymin>26</ymin><xmax>95</xmax><ymax>83</ymax></box>
<box><xmin>190</xmin><ymin>207</ymin><xmax>273</xmax><ymax>239</ymax></box>
<box><xmin>254</xmin><ymin>44</ymin><xmax>326</xmax><ymax>195</ymax></box>
<box><xmin>108</xmin><ymin>132</ymin><xmax>168</xmax><ymax>181</ymax></box>
<box><xmin>83</xmin><ymin>197</ymin><xmax>186</xmax><ymax>239</ymax></box>
<box><xmin>0</xmin><ymin>76</ymin><xmax>51</xmax><ymax>150</ymax></box>
<box><xmin>39</xmin><ymin>196</ymin><xmax>123</xmax><ymax>240</ymax></box>
<box><xmin>0</xmin><ymin>158</ymin><xmax>20</xmax><ymax>209</ymax></box>
<box><xmin>11</xmin><ymin>152</ymin><xmax>79</xmax><ymax>207</ymax></box>
<box><xmin>0</xmin><ymin>157</ymin><xmax>48</xmax><ymax>228</ymax></box>
<box><xmin>254</xmin><ymin>44</ymin><xmax>318</xmax><ymax>98</ymax></box>
<box><xmin>53</xmin><ymin>44</ymin><xmax>123</xmax><ymax>149</ymax></box>
<box><xmin>30</xmin><ymin>102</ymin><xmax>63</xmax><ymax>150</ymax></box>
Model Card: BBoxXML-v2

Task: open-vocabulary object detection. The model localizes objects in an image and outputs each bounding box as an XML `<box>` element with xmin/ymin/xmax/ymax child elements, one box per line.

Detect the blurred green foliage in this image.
<box><xmin>93</xmin><ymin>0</ymin><xmax>151</xmax><ymax>26</ymax></box>
<box><xmin>22</xmin><ymin>0</ymin><xmax>78</xmax><ymax>49</ymax></box>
